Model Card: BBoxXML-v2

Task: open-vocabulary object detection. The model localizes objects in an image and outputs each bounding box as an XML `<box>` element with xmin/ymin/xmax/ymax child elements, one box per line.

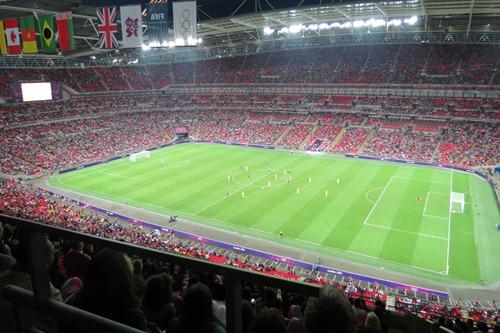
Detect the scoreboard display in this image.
<box><xmin>9</xmin><ymin>81</ymin><xmax>63</xmax><ymax>103</ymax></box>
<box><xmin>21</xmin><ymin>82</ymin><xmax>52</xmax><ymax>102</ymax></box>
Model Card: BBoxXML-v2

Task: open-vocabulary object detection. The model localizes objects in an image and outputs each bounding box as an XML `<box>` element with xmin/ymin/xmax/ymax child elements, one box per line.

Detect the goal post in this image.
<box><xmin>130</xmin><ymin>150</ymin><xmax>151</xmax><ymax>162</ymax></box>
<box><xmin>450</xmin><ymin>192</ymin><xmax>465</xmax><ymax>213</ymax></box>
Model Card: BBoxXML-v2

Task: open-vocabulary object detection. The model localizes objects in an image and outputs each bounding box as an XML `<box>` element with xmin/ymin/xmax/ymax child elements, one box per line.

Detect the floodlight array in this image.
<box><xmin>144</xmin><ymin>37</ymin><xmax>203</xmax><ymax>50</ymax></box>
<box><xmin>263</xmin><ymin>16</ymin><xmax>418</xmax><ymax>35</ymax></box>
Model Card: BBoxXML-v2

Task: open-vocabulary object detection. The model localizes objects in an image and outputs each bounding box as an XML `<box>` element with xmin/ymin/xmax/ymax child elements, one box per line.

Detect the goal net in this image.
<box><xmin>130</xmin><ymin>150</ymin><xmax>150</xmax><ymax>162</ymax></box>
<box><xmin>450</xmin><ymin>192</ymin><xmax>465</xmax><ymax>213</ymax></box>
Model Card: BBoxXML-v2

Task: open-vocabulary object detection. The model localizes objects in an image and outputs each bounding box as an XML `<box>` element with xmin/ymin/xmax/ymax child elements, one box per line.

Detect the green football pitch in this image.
<box><xmin>49</xmin><ymin>143</ymin><xmax>500</xmax><ymax>285</ymax></box>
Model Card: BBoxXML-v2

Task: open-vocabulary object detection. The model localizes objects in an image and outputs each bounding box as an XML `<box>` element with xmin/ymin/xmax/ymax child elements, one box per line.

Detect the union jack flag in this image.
<box><xmin>97</xmin><ymin>7</ymin><xmax>118</xmax><ymax>48</ymax></box>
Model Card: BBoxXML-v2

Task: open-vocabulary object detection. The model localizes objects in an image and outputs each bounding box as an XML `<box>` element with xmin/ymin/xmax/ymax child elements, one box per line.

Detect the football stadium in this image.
<box><xmin>0</xmin><ymin>0</ymin><xmax>499</xmax><ymax>332</ymax></box>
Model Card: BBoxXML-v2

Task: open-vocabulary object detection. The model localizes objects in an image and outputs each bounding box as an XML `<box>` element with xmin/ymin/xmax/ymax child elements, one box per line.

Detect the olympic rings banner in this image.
<box><xmin>173</xmin><ymin>1</ymin><xmax>197</xmax><ymax>45</ymax></box>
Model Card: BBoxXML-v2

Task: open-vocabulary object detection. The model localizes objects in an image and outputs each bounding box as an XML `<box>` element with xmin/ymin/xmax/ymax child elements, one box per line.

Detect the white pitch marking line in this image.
<box><xmin>363</xmin><ymin>176</ymin><xmax>393</xmax><ymax>225</ymax></box>
<box><xmin>423</xmin><ymin>192</ymin><xmax>431</xmax><ymax>216</ymax></box>
<box><xmin>364</xmin><ymin>222</ymin><xmax>447</xmax><ymax>241</ymax></box>
<box><xmin>445</xmin><ymin>170</ymin><xmax>453</xmax><ymax>276</ymax></box>
<box><xmin>194</xmin><ymin>157</ymin><xmax>300</xmax><ymax>215</ymax></box>
<box><xmin>98</xmin><ymin>171</ymin><xmax>132</xmax><ymax>180</ymax></box>
<box><xmin>392</xmin><ymin>176</ymin><xmax>450</xmax><ymax>185</ymax></box>
<box><xmin>365</xmin><ymin>187</ymin><xmax>383</xmax><ymax>205</ymax></box>
<box><xmin>422</xmin><ymin>213</ymin><xmax>448</xmax><ymax>221</ymax></box>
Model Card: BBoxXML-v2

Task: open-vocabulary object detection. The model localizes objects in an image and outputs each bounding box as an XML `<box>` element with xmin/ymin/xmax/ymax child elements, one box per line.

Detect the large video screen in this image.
<box><xmin>21</xmin><ymin>82</ymin><xmax>53</xmax><ymax>102</ymax></box>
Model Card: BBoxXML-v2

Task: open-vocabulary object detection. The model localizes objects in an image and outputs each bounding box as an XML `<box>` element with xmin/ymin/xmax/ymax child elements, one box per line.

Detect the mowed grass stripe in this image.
<box><xmin>320</xmin><ymin>165</ymin><xmax>392</xmax><ymax>250</ymax></box>
<box><xmin>203</xmin><ymin>155</ymin><xmax>301</xmax><ymax>226</ymax></box>
<box><xmin>254</xmin><ymin>158</ymin><xmax>355</xmax><ymax>238</ymax></box>
<box><xmin>449</xmin><ymin>173</ymin><xmax>480</xmax><ymax>282</ymax></box>
<box><xmin>244</xmin><ymin>157</ymin><xmax>337</xmax><ymax>235</ymax></box>
<box><xmin>168</xmin><ymin>150</ymin><xmax>287</xmax><ymax>212</ymax></box>
<box><xmin>377</xmin><ymin>175</ymin><xmax>440</xmax><ymax>270</ymax></box>
<box><xmin>127</xmin><ymin>147</ymin><xmax>243</xmax><ymax>203</ymax></box>
<box><xmin>95</xmin><ymin>146</ymin><xmax>232</xmax><ymax>201</ymax></box>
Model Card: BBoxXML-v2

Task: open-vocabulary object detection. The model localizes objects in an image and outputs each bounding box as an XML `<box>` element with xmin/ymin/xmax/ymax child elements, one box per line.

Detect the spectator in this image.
<box><xmin>67</xmin><ymin>249</ymin><xmax>147</xmax><ymax>331</ymax></box>
<box><xmin>353</xmin><ymin>298</ymin><xmax>367</xmax><ymax>332</ymax></box>
<box><xmin>241</xmin><ymin>299</ymin><xmax>255</xmax><ymax>333</ymax></box>
<box><xmin>374</xmin><ymin>299</ymin><xmax>389</xmax><ymax>333</ymax></box>
<box><xmin>142</xmin><ymin>273</ymin><xmax>175</xmax><ymax>332</ymax></box>
<box><xmin>168</xmin><ymin>282</ymin><xmax>226</xmax><ymax>333</ymax></box>
<box><xmin>361</xmin><ymin>312</ymin><xmax>383</xmax><ymax>333</ymax></box>
<box><xmin>0</xmin><ymin>224</ymin><xmax>16</xmax><ymax>273</ymax></box>
<box><xmin>304</xmin><ymin>286</ymin><xmax>356</xmax><ymax>333</ymax></box>
<box><xmin>63</xmin><ymin>241</ymin><xmax>91</xmax><ymax>279</ymax></box>
<box><xmin>250</xmin><ymin>308</ymin><xmax>287</xmax><ymax>333</ymax></box>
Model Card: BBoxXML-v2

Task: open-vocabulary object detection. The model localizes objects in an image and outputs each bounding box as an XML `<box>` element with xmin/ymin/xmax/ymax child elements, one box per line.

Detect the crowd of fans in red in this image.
<box><xmin>1</xmin><ymin>178</ymin><xmax>498</xmax><ymax>332</ymax></box>
<box><xmin>0</xmin><ymin>44</ymin><xmax>499</xmax><ymax>97</ymax></box>
<box><xmin>0</xmin><ymin>94</ymin><xmax>497</xmax><ymax>177</ymax></box>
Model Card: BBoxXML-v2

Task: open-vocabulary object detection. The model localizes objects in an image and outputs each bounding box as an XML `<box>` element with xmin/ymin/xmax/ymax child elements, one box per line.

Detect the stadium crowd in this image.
<box><xmin>1</xmin><ymin>178</ymin><xmax>498</xmax><ymax>333</ymax></box>
<box><xmin>0</xmin><ymin>94</ymin><xmax>497</xmax><ymax>177</ymax></box>
<box><xmin>1</xmin><ymin>44</ymin><xmax>500</xmax><ymax>96</ymax></box>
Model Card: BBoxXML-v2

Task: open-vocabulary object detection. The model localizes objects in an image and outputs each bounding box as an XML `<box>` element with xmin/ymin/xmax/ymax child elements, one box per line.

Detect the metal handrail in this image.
<box><xmin>1</xmin><ymin>285</ymin><xmax>145</xmax><ymax>333</ymax></box>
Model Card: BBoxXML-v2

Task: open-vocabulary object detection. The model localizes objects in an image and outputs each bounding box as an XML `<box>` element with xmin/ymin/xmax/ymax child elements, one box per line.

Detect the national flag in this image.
<box><xmin>0</xmin><ymin>21</ymin><xmax>7</xmax><ymax>54</ymax></box>
<box><xmin>38</xmin><ymin>14</ymin><xmax>57</xmax><ymax>52</ymax></box>
<box><xmin>97</xmin><ymin>7</ymin><xmax>118</xmax><ymax>49</ymax></box>
<box><xmin>20</xmin><ymin>16</ymin><xmax>38</xmax><ymax>53</ymax></box>
<box><xmin>56</xmin><ymin>12</ymin><xmax>75</xmax><ymax>51</ymax></box>
<box><xmin>4</xmin><ymin>19</ymin><xmax>21</xmax><ymax>54</ymax></box>
<box><xmin>173</xmin><ymin>1</ymin><xmax>197</xmax><ymax>45</ymax></box>
<box><xmin>148</xmin><ymin>3</ymin><xmax>168</xmax><ymax>47</ymax></box>
<box><xmin>120</xmin><ymin>5</ymin><xmax>143</xmax><ymax>48</ymax></box>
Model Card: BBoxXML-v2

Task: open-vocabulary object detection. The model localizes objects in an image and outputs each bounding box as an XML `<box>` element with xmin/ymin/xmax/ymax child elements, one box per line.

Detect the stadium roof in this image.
<box><xmin>0</xmin><ymin>0</ymin><xmax>499</xmax><ymax>65</ymax></box>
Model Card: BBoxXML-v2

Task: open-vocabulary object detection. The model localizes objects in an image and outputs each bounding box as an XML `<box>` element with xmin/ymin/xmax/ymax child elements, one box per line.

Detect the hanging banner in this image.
<box><xmin>97</xmin><ymin>7</ymin><xmax>119</xmax><ymax>49</ymax></box>
<box><xmin>56</xmin><ymin>12</ymin><xmax>75</xmax><ymax>51</ymax></box>
<box><xmin>120</xmin><ymin>5</ymin><xmax>143</xmax><ymax>48</ymax></box>
<box><xmin>38</xmin><ymin>14</ymin><xmax>57</xmax><ymax>52</ymax></box>
<box><xmin>19</xmin><ymin>16</ymin><xmax>38</xmax><ymax>53</ymax></box>
<box><xmin>147</xmin><ymin>3</ymin><xmax>168</xmax><ymax>47</ymax></box>
<box><xmin>4</xmin><ymin>18</ymin><xmax>21</xmax><ymax>54</ymax></box>
<box><xmin>173</xmin><ymin>1</ymin><xmax>197</xmax><ymax>45</ymax></box>
<box><xmin>0</xmin><ymin>21</ymin><xmax>10</xmax><ymax>54</ymax></box>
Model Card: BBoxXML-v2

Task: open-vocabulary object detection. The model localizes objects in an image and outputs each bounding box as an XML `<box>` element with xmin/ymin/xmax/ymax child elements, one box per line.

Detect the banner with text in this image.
<box><xmin>147</xmin><ymin>3</ymin><xmax>168</xmax><ymax>47</ymax></box>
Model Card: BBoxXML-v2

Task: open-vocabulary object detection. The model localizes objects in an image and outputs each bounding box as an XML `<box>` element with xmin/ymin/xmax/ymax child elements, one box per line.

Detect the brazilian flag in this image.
<box><xmin>38</xmin><ymin>14</ymin><xmax>57</xmax><ymax>52</ymax></box>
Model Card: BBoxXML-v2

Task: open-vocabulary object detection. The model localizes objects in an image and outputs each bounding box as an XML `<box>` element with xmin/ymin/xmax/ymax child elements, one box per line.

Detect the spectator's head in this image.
<box><xmin>132</xmin><ymin>258</ymin><xmax>143</xmax><ymax>275</ymax></box>
<box><xmin>364</xmin><ymin>312</ymin><xmax>382</xmax><ymax>332</ymax></box>
<box><xmin>304</xmin><ymin>287</ymin><xmax>355</xmax><ymax>333</ymax></box>
<box><xmin>72</xmin><ymin>241</ymin><xmax>84</xmax><ymax>252</ymax></box>
<box><xmin>142</xmin><ymin>273</ymin><xmax>173</xmax><ymax>314</ymax></box>
<box><xmin>180</xmin><ymin>283</ymin><xmax>214</xmax><ymax>324</ymax></box>
<box><xmin>250</xmin><ymin>308</ymin><xmax>286</xmax><ymax>333</ymax></box>
<box><xmin>80</xmin><ymin>249</ymin><xmax>139</xmax><ymax>308</ymax></box>
<box><xmin>289</xmin><ymin>304</ymin><xmax>302</xmax><ymax>319</ymax></box>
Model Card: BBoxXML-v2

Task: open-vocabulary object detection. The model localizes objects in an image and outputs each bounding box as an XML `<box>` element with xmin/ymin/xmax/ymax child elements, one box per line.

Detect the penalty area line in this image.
<box><xmin>363</xmin><ymin>176</ymin><xmax>394</xmax><ymax>225</ymax></box>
